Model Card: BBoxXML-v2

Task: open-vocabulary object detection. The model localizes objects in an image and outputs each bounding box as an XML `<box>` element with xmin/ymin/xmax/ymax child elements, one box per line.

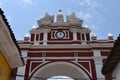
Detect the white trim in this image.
<box><xmin>29</xmin><ymin>61</ymin><xmax>50</xmax><ymax>76</ymax></box>
<box><xmin>29</xmin><ymin>58</ymin><xmax>92</xmax><ymax>77</ymax></box>
<box><xmin>93</xmin><ymin>50</ymin><xmax>105</xmax><ymax>79</ymax></box>
<box><xmin>34</xmin><ymin>33</ymin><xmax>39</xmax><ymax>45</ymax></box>
<box><xmin>16</xmin><ymin>50</ymin><xmax>28</xmax><ymax>80</ymax></box>
<box><xmin>31</xmin><ymin>62</ymin><xmax>90</xmax><ymax>80</ymax></box>
<box><xmin>18</xmin><ymin>41</ymin><xmax>114</xmax><ymax>49</ymax></box>
<box><xmin>27</xmin><ymin>50</ymin><xmax>110</xmax><ymax>53</ymax></box>
<box><xmin>80</xmin><ymin>33</ymin><xmax>82</xmax><ymax>40</ymax></box>
<box><xmin>73</xmin><ymin>32</ymin><xmax>77</xmax><ymax>41</ymax></box>
<box><xmin>84</xmin><ymin>33</ymin><xmax>87</xmax><ymax>41</ymax></box>
<box><xmin>28</xmin><ymin>50</ymin><xmax>93</xmax><ymax>53</ymax></box>
<box><xmin>51</xmin><ymin>30</ymin><xmax>70</xmax><ymax>39</ymax></box>
<box><xmin>29</xmin><ymin>57</ymin><xmax>92</xmax><ymax>60</ymax></box>
<box><xmin>72</xmin><ymin>60</ymin><xmax>92</xmax><ymax>78</ymax></box>
<box><xmin>28</xmin><ymin>56</ymin><xmax>107</xmax><ymax>60</ymax></box>
<box><xmin>43</xmin><ymin>32</ymin><xmax>48</xmax><ymax>45</ymax></box>
<box><xmin>34</xmin><ymin>33</ymin><xmax>36</xmax><ymax>42</ymax></box>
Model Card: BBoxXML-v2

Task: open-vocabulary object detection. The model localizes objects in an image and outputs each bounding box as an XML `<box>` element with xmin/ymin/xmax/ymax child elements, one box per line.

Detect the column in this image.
<box><xmin>93</xmin><ymin>50</ymin><xmax>105</xmax><ymax>80</ymax></box>
<box><xmin>43</xmin><ymin>29</ymin><xmax>50</xmax><ymax>45</ymax></box>
<box><xmin>81</xmin><ymin>33</ymin><xmax>87</xmax><ymax>45</ymax></box>
<box><xmin>34</xmin><ymin>33</ymin><xmax>36</xmax><ymax>41</ymax></box>
<box><xmin>43</xmin><ymin>32</ymin><xmax>47</xmax><ymax>45</ymax></box>
<box><xmin>84</xmin><ymin>33</ymin><xmax>87</xmax><ymax>41</ymax></box>
<box><xmin>70</xmin><ymin>28</ymin><xmax>78</xmax><ymax>41</ymax></box>
<box><xmin>34</xmin><ymin>33</ymin><xmax>40</xmax><ymax>45</ymax></box>
<box><xmin>73</xmin><ymin>32</ymin><xmax>77</xmax><ymax>41</ymax></box>
<box><xmin>16</xmin><ymin>50</ymin><xmax>28</xmax><ymax>80</ymax></box>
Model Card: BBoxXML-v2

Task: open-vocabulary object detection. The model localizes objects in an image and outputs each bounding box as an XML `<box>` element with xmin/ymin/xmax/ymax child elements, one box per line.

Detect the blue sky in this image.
<box><xmin>0</xmin><ymin>0</ymin><xmax>120</xmax><ymax>40</ymax></box>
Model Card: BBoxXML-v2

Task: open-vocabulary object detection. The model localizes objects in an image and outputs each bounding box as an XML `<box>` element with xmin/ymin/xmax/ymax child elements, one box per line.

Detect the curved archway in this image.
<box><xmin>31</xmin><ymin>62</ymin><xmax>90</xmax><ymax>80</ymax></box>
<box><xmin>48</xmin><ymin>76</ymin><xmax>74</xmax><ymax>80</ymax></box>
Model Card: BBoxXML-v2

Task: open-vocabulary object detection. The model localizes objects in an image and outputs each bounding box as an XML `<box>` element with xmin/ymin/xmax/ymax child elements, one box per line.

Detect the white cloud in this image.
<box><xmin>73</xmin><ymin>0</ymin><xmax>101</xmax><ymax>10</ymax></box>
<box><xmin>76</xmin><ymin>12</ymin><xmax>92</xmax><ymax>21</ymax></box>
<box><xmin>20</xmin><ymin>0</ymin><xmax>33</xmax><ymax>6</ymax></box>
<box><xmin>89</xmin><ymin>24</ymin><xmax>99</xmax><ymax>30</ymax></box>
<box><xmin>82</xmin><ymin>23</ymin><xmax>99</xmax><ymax>32</ymax></box>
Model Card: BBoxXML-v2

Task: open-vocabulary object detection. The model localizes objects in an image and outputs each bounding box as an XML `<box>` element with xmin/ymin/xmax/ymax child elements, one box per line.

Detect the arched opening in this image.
<box><xmin>47</xmin><ymin>76</ymin><xmax>74</xmax><ymax>80</ymax></box>
<box><xmin>31</xmin><ymin>62</ymin><xmax>90</xmax><ymax>80</ymax></box>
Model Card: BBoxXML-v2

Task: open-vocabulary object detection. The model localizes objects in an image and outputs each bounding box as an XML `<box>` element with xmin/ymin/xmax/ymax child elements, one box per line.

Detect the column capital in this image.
<box><xmin>42</xmin><ymin>29</ymin><xmax>50</xmax><ymax>33</ymax></box>
<box><xmin>70</xmin><ymin>28</ymin><xmax>79</xmax><ymax>32</ymax></box>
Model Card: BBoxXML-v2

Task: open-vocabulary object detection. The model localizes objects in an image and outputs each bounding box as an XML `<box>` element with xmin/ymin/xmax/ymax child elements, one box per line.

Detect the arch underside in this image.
<box><xmin>31</xmin><ymin>62</ymin><xmax>90</xmax><ymax>80</ymax></box>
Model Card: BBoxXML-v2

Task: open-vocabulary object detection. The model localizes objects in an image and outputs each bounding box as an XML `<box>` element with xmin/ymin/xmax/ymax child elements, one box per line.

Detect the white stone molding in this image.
<box><xmin>34</xmin><ymin>33</ymin><xmax>36</xmax><ymax>42</ymax></box>
<box><xmin>34</xmin><ymin>33</ymin><xmax>40</xmax><ymax>45</ymax></box>
<box><xmin>93</xmin><ymin>50</ymin><xmax>105</xmax><ymax>80</ymax></box>
<box><xmin>43</xmin><ymin>32</ymin><xmax>48</xmax><ymax>45</ymax></box>
<box><xmin>34</xmin><ymin>33</ymin><xmax>39</xmax><ymax>45</ymax></box>
<box><xmin>31</xmin><ymin>62</ymin><xmax>90</xmax><ymax>80</ymax></box>
<box><xmin>72</xmin><ymin>60</ymin><xmax>92</xmax><ymax>78</ymax></box>
<box><xmin>42</xmin><ymin>29</ymin><xmax>50</xmax><ymax>45</ymax></box>
<box><xmin>81</xmin><ymin>33</ymin><xmax>87</xmax><ymax>45</ymax></box>
<box><xmin>16</xmin><ymin>50</ymin><xmax>28</xmax><ymax>80</ymax></box>
<box><xmin>29</xmin><ymin>61</ymin><xmax>49</xmax><ymax>76</ymax></box>
<box><xmin>81</xmin><ymin>41</ymin><xmax>87</xmax><ymax>45</ymax></box>
<box><xmin>84</xmin><ymin>33</ymin><xmax>87</xmax><ymax>41</ymax></box>
<box><xmin>73</xmin><ymin>32</ymin><xmax>77</xmax><ymax>41</ymax></box>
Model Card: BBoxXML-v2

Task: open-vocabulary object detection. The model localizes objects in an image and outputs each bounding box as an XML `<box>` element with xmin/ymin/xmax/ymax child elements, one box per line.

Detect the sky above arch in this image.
<box><xmin>0</xmin><ymin>0</ymin><xmax>120</xmax><ymax>40</ymax></box>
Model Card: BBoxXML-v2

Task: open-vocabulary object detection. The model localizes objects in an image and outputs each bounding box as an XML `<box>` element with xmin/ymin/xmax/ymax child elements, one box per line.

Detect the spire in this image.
<box><xmin>57</xmin><ymin>10</ymin><xmax>64</xmax><ymax>22</ymax></box>
<box><xmin>58</xmin><ymin>10</ymin><xmax>62</xmax><ymax>14</ymax></box>
<box><xmin>108</xmin><ymin>33</ymin><xmax>113</xmax><ymax>37</ymax></box>
<box><xmin>31</xmin><ymin>25</ymin><xmax>36</xmax><ymax>29</ymax></box>
<box><xmin>84</xmin><ymin>24</ymin><xmax>89</xmax><ymax>28</ymax></box>
<box><xmin>92</xmin><ymin>33</ymin><xmax>97</xmax><ymax>37</ymax></box>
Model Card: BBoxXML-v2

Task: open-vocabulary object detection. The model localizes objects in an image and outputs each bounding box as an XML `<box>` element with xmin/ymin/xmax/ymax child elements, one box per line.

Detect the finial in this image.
<box><xmin>24</xmin><ymin>34</ymin><xmax>29</xmax><ymax>41</ymax></box>
<box><xmin>91</xmin><ymin>33</ymin><xmax>97</xmax><ymax>40</ymax></box>
<box><xmin>45</xmin><ymin>13</ymin><xmax>49</xmax><ymax>16</ymax></box>
<box><xmin>31</xmin><ymin>25</ymin><xmax>36</xmax><ymax>29</ymax></box>
<box><xmin>71</xmin><ymin>12</ymin><xmax>75</xmax><ymax>16</ymax></box>
<box><xmin>92</xmin><ymin>33</ymin><xmax>97</xmax><ymax>37</ymax></box>
<box><xmin>58</xmin><ymin>9</ymin><xmax>62</xmax><ymax>14</ymax></box>
<box><xmin>57</xmin><ymin>10</ymin><xmax>64</xmax><ymax>22</ymax></box>
<box><xmin>107</xmin><ymin>33</ymin><xmax>113</xmax><ymax>40</ymax></box>
<box><xmin>108</xmin><ymin>33</ymin><xmax>113</xmax><ymax>36</ymax></box>
<box><xmin>24</xmin><ymin>34</ymin><xmax>29</xmax><ymax>37</ymax></box>
<box><xmin>84</xmin><ymin>24</ymin><xmax>89</xmax><ymax>28</ymax></box>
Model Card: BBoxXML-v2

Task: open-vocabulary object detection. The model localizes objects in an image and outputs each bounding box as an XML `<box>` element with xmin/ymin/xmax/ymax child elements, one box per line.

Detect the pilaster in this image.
<box><xmin>73</xmin><ymin>32</ymin><xmax>77</xmax><ymax>41</ymax></box>
<box><xmin>93</xmin><ymin>50</ymin><xmax>105</xmax><ymax>80</ymax></box>
<box><xmin>34</xmin><ymin>33</ymin><xmax>40</xmax><ymax>45</ymax></box>
<box><xmin>43</xmin><ymin>29</ymin><xmax>50</xmax><ymax>45</ymax></box>
<box><xmin>81</xmin><ymin>33</ymin><xmax>87</xmax><ymax>45</ymax></box>
<box><xmin>16</xmin><ymin>50</ymin><xmax>28</xmax><ymax>80</ymax></box>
